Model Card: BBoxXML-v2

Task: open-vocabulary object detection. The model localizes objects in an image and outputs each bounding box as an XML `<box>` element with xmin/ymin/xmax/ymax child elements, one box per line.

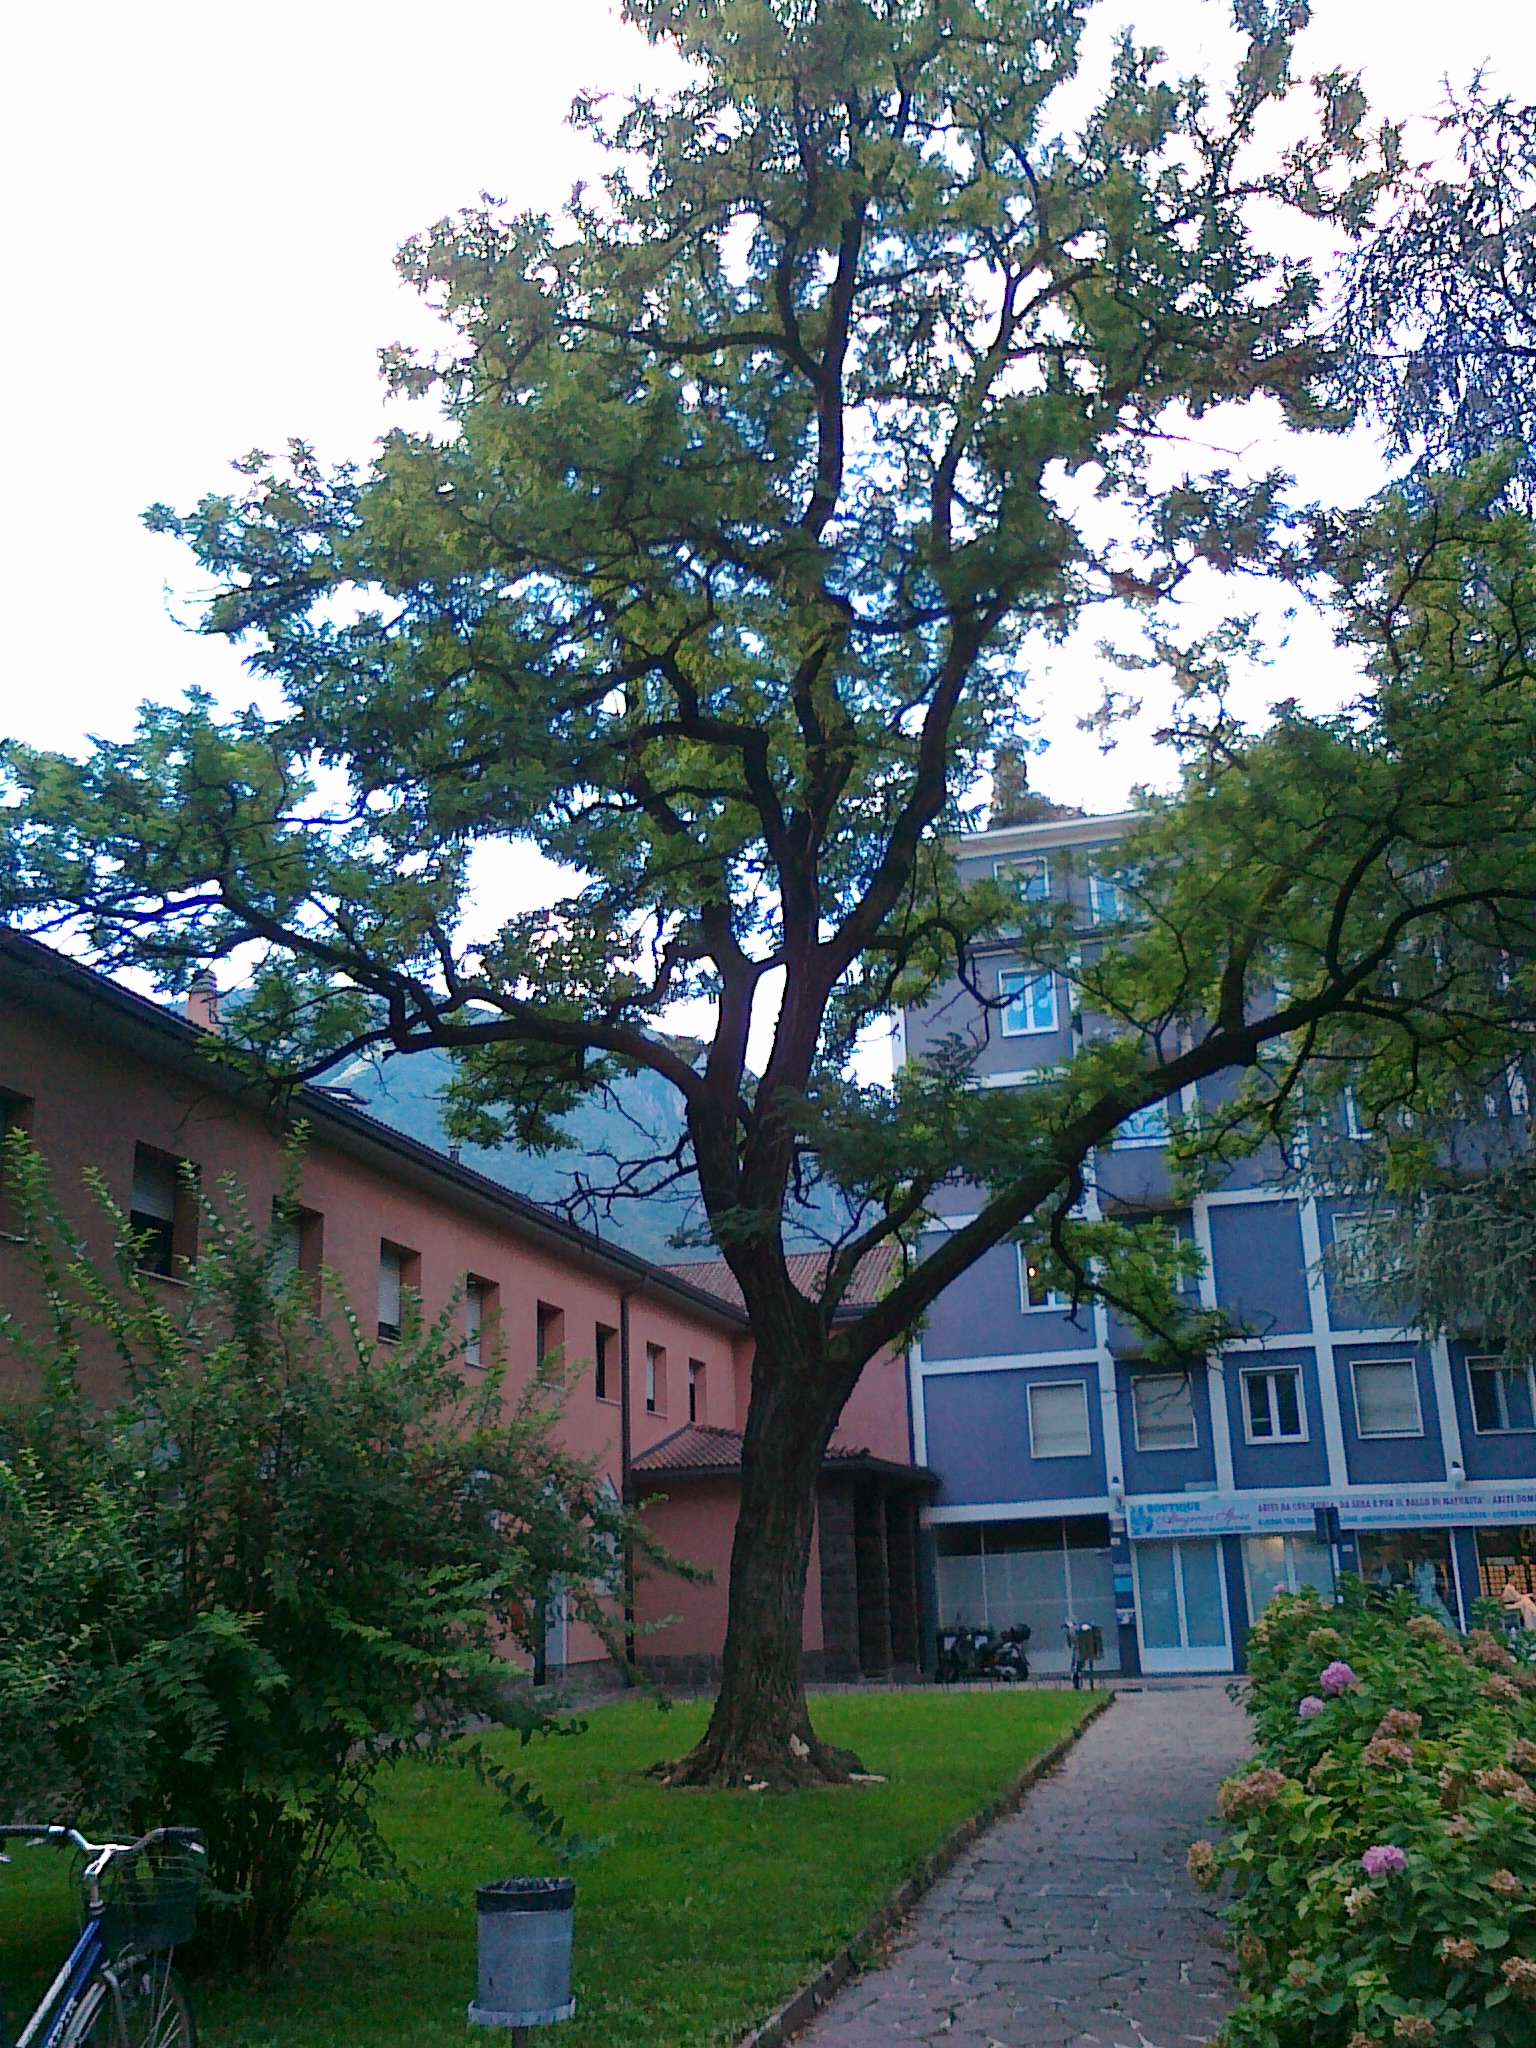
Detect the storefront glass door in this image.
<box><xmin>1134</xmin><ymin>1539</ymin><xmax>1232</xmax><ymax>1672</ymax></box>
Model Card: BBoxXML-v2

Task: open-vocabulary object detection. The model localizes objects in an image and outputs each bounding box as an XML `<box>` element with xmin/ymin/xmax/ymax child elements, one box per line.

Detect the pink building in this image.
<box><xmin>0</xmin><ymin>930</ymin><xmax>929</xmax><ymax>1681</ymax></box>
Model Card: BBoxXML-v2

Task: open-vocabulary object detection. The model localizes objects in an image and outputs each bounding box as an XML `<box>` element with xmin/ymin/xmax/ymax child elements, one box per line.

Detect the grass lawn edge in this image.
<box><xmin>736</xmin><ymin>1689</ymin><xmax>1114</xmax><ymax>2048</ymax></box>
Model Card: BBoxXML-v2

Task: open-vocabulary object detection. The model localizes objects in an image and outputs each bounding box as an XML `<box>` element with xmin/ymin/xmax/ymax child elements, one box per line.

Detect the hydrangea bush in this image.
<box><xmin>1189</xmin><ymin>1586</ymin><xmax>1536</xmax><ymax>2046</ymax></box>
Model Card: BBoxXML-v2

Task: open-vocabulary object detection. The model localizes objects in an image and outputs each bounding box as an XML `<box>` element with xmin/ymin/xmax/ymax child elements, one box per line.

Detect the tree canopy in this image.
<box><xmin>5</xmin><ymin>0</ymin><xmax>1536</xmax><ymax>1781</ymax></box>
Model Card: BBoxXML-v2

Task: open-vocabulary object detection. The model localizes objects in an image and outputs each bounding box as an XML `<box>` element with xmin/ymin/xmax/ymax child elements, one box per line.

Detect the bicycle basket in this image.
<box><xmin>92</xmin><ymin>1842</ymin><xmax>205</xmax><ymax>1954</ymax></box>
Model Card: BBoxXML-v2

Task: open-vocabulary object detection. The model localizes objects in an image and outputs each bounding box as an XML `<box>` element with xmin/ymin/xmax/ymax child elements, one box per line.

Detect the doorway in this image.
<box><xmin>1133</xmin><ymin>1538</ymin><xmax>1232</xmax><ymax>1673</ymax></box>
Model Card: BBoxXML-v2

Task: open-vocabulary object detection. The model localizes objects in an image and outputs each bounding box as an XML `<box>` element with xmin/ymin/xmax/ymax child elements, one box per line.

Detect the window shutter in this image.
<box><xmin>131</xmin><ymin>1151</ymin><xmax>177</xmax><ymax>1221</ymax></box>
<box><xmin>378</xmin><ymin>1245</ymin><xmax>403</xmax><ymax>1330</ymax></box>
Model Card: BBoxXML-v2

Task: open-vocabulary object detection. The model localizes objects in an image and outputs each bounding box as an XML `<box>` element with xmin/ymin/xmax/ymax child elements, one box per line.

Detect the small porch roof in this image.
<box><xmin>631</xmin><ymin>1422</ymin><xmax>936</xmax><ymax>1491</ymax></box>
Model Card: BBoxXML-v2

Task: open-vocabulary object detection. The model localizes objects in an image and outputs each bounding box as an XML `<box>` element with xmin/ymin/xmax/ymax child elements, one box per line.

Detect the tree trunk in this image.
<box><xmin>660</xmin><ymin>1335</ymin><xmax>863</xmax><ymax>1789</ymax></box>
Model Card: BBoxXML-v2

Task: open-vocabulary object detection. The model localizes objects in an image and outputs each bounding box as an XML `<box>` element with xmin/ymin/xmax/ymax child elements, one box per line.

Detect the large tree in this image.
<box><xmin>7</xmin><ymin>0</ymin><xmax>1536</xmax><ymax>1786</ymax></box>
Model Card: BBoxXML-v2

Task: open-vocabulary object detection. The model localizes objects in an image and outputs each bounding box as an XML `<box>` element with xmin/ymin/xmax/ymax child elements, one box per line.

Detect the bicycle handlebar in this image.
<box><xmin>0</xmin><ymin>1825</ymin><xmax>205</xmax><ymax>1880</ymax></box>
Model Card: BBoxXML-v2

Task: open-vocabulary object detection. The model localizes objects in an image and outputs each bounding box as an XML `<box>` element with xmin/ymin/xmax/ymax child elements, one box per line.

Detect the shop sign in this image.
<box><xmin>1127</xmin><ymin>1495</ymin><xmax>1315</xmax><ymax>1539</ymax></box>
<box><xmin>1127</xmin><ymin>1487</ymin><xmax>1536</xmax><ymax>1540</ymax></box>
<box><xmin>1339</xmin><ymin>1488</ymin><xmax>1536</xmax><ymax>1531</ymax></box>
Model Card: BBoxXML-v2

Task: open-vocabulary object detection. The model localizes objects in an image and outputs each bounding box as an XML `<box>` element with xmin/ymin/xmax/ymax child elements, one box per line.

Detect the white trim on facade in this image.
<box><xmin>924</xmin><ymin>1495</ymin><xmax>1113</xmax><ymax>1526</ymax></box>
<box><xmin>1190</xmin><ymin>1186</ymin><xmax>1237</xmax><ymax>1494</ymax></box>
<box><xmin>1298</xmin><ymin>1194</ymin><xmax>1353</xmax><ymax>1492</ymax></box>
<box><xmin>919</xmin><ymin>1343</ymin><xmax>1100</xmax><ymax>1376</ymax></box>
<box><xmin>1431</xmin><ymin>1334</ymin><xmax>1468</xmax><ymax>1475</ymax></box>
<box><xmin>909</xmin><ymin>1337</ymin><xmax>929</xmax><ymax>1466</ymax></box>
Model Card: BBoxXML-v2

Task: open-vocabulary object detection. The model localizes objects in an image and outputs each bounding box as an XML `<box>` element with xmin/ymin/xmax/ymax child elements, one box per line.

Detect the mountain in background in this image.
<box><xmin>326</xmin><ymin>1043</ymin><xmax>850</xmax><ymax>1266</ymax></box>
<box><xmin>326</xmin><ymin>1045</ymin><xmax>707</xmax><ymax>1263</ymax></box>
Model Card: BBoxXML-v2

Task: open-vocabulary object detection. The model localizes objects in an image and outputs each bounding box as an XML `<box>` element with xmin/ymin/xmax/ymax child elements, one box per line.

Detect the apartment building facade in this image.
<box><xmin>903</xmin><ymin>809</ymin><xmax>1536</xmax><ymax>1678</ymax></box>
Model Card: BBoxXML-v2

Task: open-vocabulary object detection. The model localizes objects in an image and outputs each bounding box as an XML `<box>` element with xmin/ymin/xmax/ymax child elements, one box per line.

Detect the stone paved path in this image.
<box><xmin>799</xmin><ymin>1684</ymin><xmax>1250</xmax><ymax>2048</ymax></box>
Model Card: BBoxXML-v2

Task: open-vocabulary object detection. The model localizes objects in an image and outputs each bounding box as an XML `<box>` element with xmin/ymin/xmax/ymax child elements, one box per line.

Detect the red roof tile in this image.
<box><xmin>631</xmin><ymin>1423</ymin><xmax>932</xmax><ymax>1485</ymax></box>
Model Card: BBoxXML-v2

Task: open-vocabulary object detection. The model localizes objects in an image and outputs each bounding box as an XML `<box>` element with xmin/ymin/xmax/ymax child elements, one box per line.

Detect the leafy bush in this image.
<box><xmin>0</xmin><ymin>1133</ymin><xmax>638</xmax><ymax>1968</ymax></box>
<box><xmin>1189</xmin><ymin>1585</ymin><xmax>1536</xmax><ymax>2046</ymax></box>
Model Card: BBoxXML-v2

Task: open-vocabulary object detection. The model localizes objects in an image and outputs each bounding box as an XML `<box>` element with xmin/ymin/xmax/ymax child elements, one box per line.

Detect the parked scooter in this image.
<box><xmin>935</xmin><ymin>1621</ymin><xmax>1031</xmax><ymax>1684</ymax></box>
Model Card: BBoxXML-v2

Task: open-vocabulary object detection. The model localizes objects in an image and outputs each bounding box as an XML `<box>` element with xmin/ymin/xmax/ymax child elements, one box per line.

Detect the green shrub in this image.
<box><xmin>0</xmin><ymin>1133</ymin><xmax>638</xmax><ymax>1968</ymax></box>
<box><xmin>1190</xmin><ymin>1586</ymin><xmax>1536</xmax><ymax>2045</ymax></box>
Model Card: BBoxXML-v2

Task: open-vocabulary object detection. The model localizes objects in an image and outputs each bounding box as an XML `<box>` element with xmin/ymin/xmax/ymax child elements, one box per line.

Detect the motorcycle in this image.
<box><xmin>935</xmin><ymin>1621</ymin><xmax>1031</xmax><ymax>1684</ymax></box>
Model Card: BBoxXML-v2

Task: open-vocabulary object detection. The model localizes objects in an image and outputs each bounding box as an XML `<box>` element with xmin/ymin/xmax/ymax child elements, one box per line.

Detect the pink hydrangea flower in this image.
<box><xmin>1298</xmin><ymin>1695</ymin><xmax>1327</xmax><ymax>1718</ymax></box>
<box><xmin>1360</xmin><ymin>1843</ymin><xmax>1407</xmax><ymax>1876</ymax></box>
<box><xmin>1319</xmin><ymin>1660</ymin><xmax>1358</xmax><ymax>1694</ymax></box>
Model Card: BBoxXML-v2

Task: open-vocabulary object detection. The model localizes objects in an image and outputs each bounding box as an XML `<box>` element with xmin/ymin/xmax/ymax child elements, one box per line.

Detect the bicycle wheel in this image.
<box><xmin>60</xmin><ymin>1956</ymin><xmax>196</xmax><ymax>2048</ymax></box>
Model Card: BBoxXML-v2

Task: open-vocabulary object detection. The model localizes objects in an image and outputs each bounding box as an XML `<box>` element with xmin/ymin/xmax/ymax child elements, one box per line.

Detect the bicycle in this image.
<box><xmin>1063</xmin><ymin>1619</ymin><xmax>1104</xmax><ymax>1690</ymax></box>
<box><xmin>0</xmin><ymin>1826</ymin><xmax>205</xmax><ymax>2048</ymax></box>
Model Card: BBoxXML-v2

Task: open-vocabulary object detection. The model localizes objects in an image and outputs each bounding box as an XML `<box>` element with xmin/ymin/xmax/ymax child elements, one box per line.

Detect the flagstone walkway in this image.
<box><xmin>798</xmin><ymin>1683</ymin><xmax>1250</xmax><ymax>2048</ymax></box>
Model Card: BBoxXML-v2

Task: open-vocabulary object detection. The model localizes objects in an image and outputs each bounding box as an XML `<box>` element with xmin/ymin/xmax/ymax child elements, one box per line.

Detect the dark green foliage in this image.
<box><xmin>1193</xmin><ymin>1589</ymin><xmax>1536</xmax><ymax>2044</ymax></box>
<box><xmin>5</xmin><ymin>0</ymin><xmax>1536</xmax><ymax>1774</ymax></box>
<box><xmin>0</xmin><ymin>1133</ymin><xmax>634</xmax><ymax>1968</ymax></box>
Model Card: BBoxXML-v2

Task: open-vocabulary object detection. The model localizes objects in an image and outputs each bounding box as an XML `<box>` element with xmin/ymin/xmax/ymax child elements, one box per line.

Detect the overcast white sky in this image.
<box><xmin>2</xmin><ymin>0</ymin><xmax>1531</xmax><ymax>831</ymax></box>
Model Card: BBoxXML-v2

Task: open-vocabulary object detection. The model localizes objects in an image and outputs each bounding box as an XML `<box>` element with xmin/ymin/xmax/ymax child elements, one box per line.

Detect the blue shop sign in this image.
<box><xmin>1127</xmin><ymin>1487</ymin><xmax>1536</xmax><ymax>1541</ymax></box>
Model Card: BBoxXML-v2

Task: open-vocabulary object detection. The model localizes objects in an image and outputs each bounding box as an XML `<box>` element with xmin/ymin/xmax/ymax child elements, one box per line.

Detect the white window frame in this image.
<box><xmin>1330</xmin><ymin>1210</ymin><xmax>1372</xmax><ymax>1274</ymax></box>
<box><xmin>1467</xmin><ymin>1353</ymin><xmax>1536</xmax><ymax>1436</ymax></box>
<box><xmin>1027</xmin><ymin>1378</ymin><xmax>1092</xmax><ymax>1460</ymax></box>
<box><xmin>1089</xmin><ymin>867</ymin><xmax>1143</xmax><ymax>926</ymax></box>
<box><xmin>1239</xmin><ymin>1365</ymin><xmax>1308</xmax><ymax>1445</ymax></box>
<box><xmin>1349</xmin><ymin>1355</ymin><xmax>1424</xmax><ymax>1440</ymax></box>
<box><xmin>998</xmin><ymin>967</ymin><xmax>1057</xmax><ymax>1037</ymax></box>
<box><xmin>1112</xmin><ymin>1098</ymin><xmax>1170</xmax><ymax>1149</ymax></box>
<box><xmin>1017</xmin><ymin>1245</ymin><xmax>1069</xmax><ymax>1312</ymax></box>
<box><xmin>465</xmin><ymin>1278</ymin><xmax>485</xmax><ymax>1368</ymax></box>
<box><xmin>378</xmin><ymin>1242</ymin><xmax>404</xmax><ymax>1341</ymax></box>
<box><xmin>993</xmin><ymin>855</ymin><xmax>1049</xmax><ymax>901</ymax></box>
<box><xmin>1130</xmin><ymin>1372</ymin><xmax>1199</xmax><ymax>1454</ymax></box>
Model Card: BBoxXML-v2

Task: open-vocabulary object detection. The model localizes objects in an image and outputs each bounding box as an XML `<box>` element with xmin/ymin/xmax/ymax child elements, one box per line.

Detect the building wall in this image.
<box><xmin>0</xmin><ymin>969</ymin><xmax>777</xmax><ymax>1672</ymax></box>
<box><xmin>0</xmin><ymin>947</ymin><xmax>926</xmax><ymax>1677</ymax></box>
<box><xmin>904</xmin><ymin>810</ymin><xmax>1536</xmax><ymax>1676</ymax></box>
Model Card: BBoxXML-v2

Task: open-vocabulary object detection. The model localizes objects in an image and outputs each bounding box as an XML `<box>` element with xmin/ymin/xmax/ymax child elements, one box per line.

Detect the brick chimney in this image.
<box><xmin>185</xmin><ymin>968</ymin><xmax>222</xmax><ymax>1034</ymax></box>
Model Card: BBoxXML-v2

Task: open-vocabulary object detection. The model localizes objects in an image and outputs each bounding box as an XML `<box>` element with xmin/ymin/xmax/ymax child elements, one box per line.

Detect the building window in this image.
<box><xmin>1089</xmin><ymin>868</ymin><xmax>1143</xmax><ymax>926</ymax></box>
<box><xmin>464</xmin><ymin>1278</ymin><xmax>497</xmax><ymax>1369</ymax></box>
<box><xmin>0</xmin><ymin>1092</ymin><xmax>34</xmax><ymax>1234</ymax></box>
<box><xmin>271</xmin><ymin>1198</ymin><xmax>323</xmax><ymax>1296</ymax></box>
<box><xmin>1330</xmin><ymin>1211</ymin><xmax>1371</xmax><ymax>1267</ymax></box>
<box><xmin>1027</xmin><ymin>1380</ymin><xmax>1091</xmax><ymax>1459</ymax></box>
<box><xmin>595</xmin><ymin>1322</ymin><xmax>617</xmax><ymax>1402</ymax></box>
<box><xmin>1113</xmin><ymin>1098</ymin><xmax>1170</xmax><ymax>1149</ymax></box>
<box><xmin>688</xmin><ymin>1358</ymin><xmax>705</xmax><ymax>1424</ymax></box>
<box><xmin>1131</xmin><ymin>1372</ymin><xmax>1198</xmax><ymax>1453</ymax></box>
<box><xmin>1351</xmin><ymin>1357</ymin><xmax>1423</xmax><ymax>1439</ymax></box>
<box><xmin>130</xmin><ymin>1144</ymin><xmax>196</xmax><ymax>1277</ymax></box>
<box><xmin>645</xmin><ymin>1343</ymin><xmax>666</xmax><ymax>1415</ymax></box>
<box><xmin>1240</xmin><ymin>1366</ymin><xmax>1306</xmax><ymax>1444</ymax></box>
<box><xmin>1018</xmin><ymin>1246</ymin><xmax>1068</xmax><ymax>1311</ymax></box>
<box><xmin>537</xmin><ymin>1301</ymin><xmax>566</xmax><ymax>1370</ymax></box>
<box><xmin>377</xmin><ymin>1240</ymin><xmax>419</xmax><ymax>1343</ymax></box>
<box><xmin>993</xmin><ymin>855</ymin><xmax>1049</xmax><ymax>901</ymax></box>
<box><xmin>999</xmin><ymin>968</ymin><xmax>1057</xmax><ymax>1037</ymax></box>
<box><xmin>1468</xmin><ymin>1355</ymin><xmax>1536</xmax><ymax>1435</ymax></box>
<box><xmin>1243</xmin><ymin>1534</ymin><xmax>1335</xmax><ymax>1620</ymax></box>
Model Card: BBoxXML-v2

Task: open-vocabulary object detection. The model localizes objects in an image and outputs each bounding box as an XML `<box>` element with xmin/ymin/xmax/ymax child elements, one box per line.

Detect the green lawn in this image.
<box><xmin>0</xmin><ymin>1690</ymin><xmax>1095</xmax><ymax>2048</ymax></box>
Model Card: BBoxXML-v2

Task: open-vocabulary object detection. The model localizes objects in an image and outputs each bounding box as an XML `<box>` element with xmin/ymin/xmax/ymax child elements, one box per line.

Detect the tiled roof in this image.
<box><xmin>631</xmin><ymin>1422</ymin><xmax>933</xmax><ymax>1486</ymax></box>
<box><xmin>660</xmin><ymin>1241</ymin><xmax>903</xmax><ymax>1315</ymax></box>
<box><xmin>631</xmin><ymin>1425</ymin><xmax>751</xmax><ymax>1475</ymax></box>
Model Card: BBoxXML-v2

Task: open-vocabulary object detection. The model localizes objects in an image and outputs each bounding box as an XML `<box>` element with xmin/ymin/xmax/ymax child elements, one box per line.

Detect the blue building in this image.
<box><xmin>903</xmin><ymin>806</ymin><xmax>1536</xmax><ymax>1677</ymax></box>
